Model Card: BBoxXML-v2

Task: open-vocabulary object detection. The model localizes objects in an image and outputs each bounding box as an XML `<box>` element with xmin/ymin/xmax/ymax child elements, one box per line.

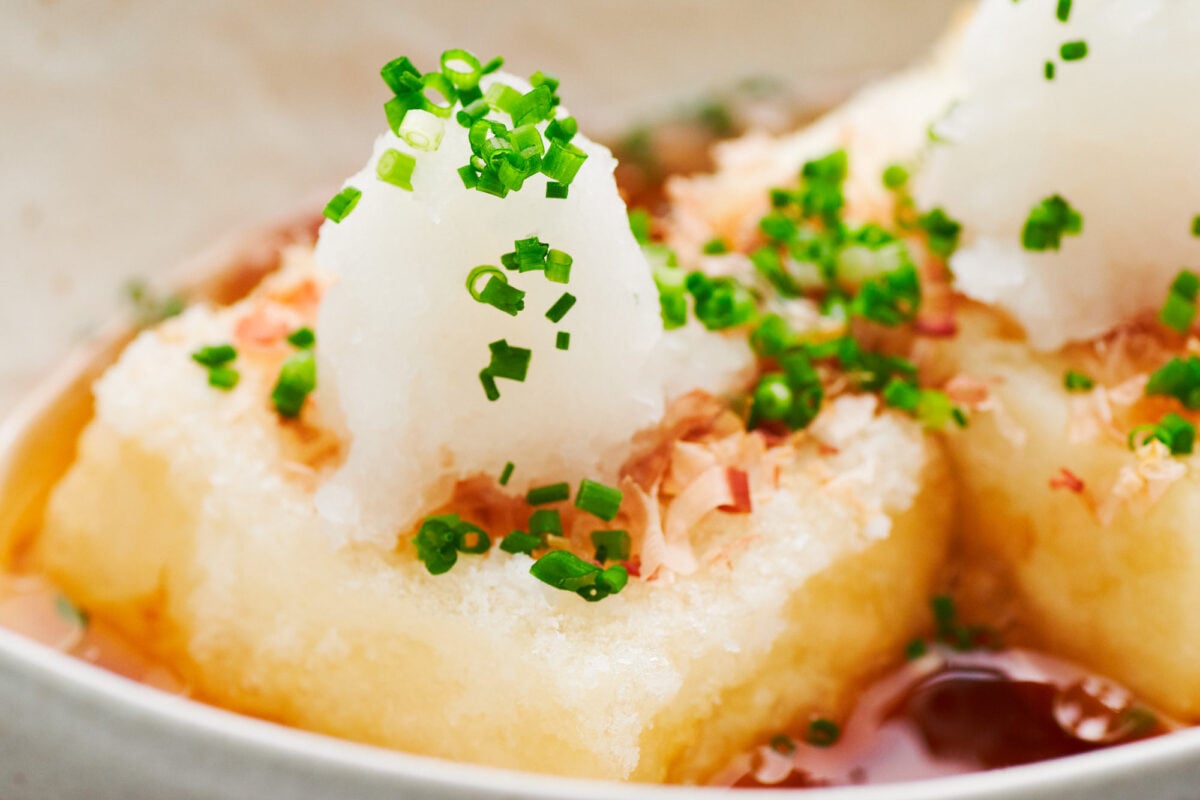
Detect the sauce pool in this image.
<box><xmin>725</xmin><ymin>647</ymin><xmax>1168</xmax><ymax>788</ymax></box>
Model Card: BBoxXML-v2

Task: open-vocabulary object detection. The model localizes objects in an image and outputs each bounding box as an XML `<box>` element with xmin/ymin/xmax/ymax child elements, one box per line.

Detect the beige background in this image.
<box><xmin>0</xmin><ymin>0</ymin><xmax>956</xmax><ymax>413</ymax></box>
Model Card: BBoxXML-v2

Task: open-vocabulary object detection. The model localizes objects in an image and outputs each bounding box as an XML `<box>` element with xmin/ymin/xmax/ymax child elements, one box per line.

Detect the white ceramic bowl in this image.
<box><xmin>4</xmin><ymin>3</ymin><xmax>1200</xmax><ymax>798</ymax></box>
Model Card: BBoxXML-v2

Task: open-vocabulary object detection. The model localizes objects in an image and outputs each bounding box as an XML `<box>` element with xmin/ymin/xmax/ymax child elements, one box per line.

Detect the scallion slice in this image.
<box><xmin>399</xmin><ymin>109</ymin><xmax>445</xmax><ymax>152</ymax></box>
<box><xmin>545</xmin><ymin>292</ymin><xmax>576</xmax><ymax>323</ymax></box>
<box><xmin>575</xmin><ymin>479</ymin><xmax>623</xmax><ymax>521</ymax></box>
<box><xmin>526</xmin><ymin>482</ymin><xmax>570</xmax><ymax>505</ymax></box>
<box><xmin>271</xmin><ymin>350</ymin><xmax>316</xmax><ymax>419</ymax></box>
<box><xmin>377</xmin><ymin>149</ymin><xmax>416</xmax><ymax>191</ymax></box>
<box><xmin>323</xmin><ymin>186</ymin><xmax>362</xmax><ymax>222</ymax></box>
<box><xmin>439</xmin><ymin>48</ymin><xmax>483</xmax><ymax>91</ymax></box>
<box><xmin>590</xmin><ymin>529</ymin><xmax>631</xmax><ymax>563</ymax></box>
<box><xmin>556</xmin><ymin>331</ymin><xmax>570</xmax><ymax>351</ymax></box>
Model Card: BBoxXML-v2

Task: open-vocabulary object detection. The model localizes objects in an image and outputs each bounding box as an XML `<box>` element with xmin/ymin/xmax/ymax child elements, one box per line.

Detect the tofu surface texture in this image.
<box><xmin>40</xmin><ymin>252</ymin><xmax>952</xmax><ymax>783</ymax></box>
<box><xmin>930</xmin><ymin>307</ymin><xmax>1200</xmax><ymax>721</ymax></box>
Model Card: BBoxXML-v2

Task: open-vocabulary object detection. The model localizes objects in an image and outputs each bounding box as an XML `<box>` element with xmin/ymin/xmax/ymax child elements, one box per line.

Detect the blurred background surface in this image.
<box><xmin>0</xmin><ymin>0</ymin><xmax>957</xmax><ymax>413</ymax></box>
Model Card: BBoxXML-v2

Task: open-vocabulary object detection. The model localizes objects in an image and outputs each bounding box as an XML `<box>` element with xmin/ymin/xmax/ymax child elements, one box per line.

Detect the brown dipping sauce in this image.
<box><xmin>728</xmin><ymin>648</ymin><xmax>1167</xmax><ymax>789</ymax></box>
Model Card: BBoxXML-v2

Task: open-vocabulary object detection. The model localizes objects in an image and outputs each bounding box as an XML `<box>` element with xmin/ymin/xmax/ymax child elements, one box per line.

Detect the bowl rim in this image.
<box><xmin>2</xmin><ymin>596</ymin><xmax>1200</xmax><ymax>799</ymax></box>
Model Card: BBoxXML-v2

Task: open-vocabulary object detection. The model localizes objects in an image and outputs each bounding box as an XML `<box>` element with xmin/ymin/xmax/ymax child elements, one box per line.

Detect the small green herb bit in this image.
<box><xmin>526</xmin><ymin>482</ymin><xmax>570</xmax><ymax>505</ymax></box>
<box><xmin>377</xmin><ymin>149</ymin><xmax>416</xmax><ymax>191</ymax></box>
<box><xmin>529</xmin><ymin>508</ymin><xmax>563</xmax><ymax>537</ymax></box>
<box><xmin>805</xmin><ymin>718</ymin><xmax>841</xmax><ymax>748</ymax></box>
<box><xmin>545</xmin><ymin>249</ymin><xmax>573</xmax><ymax>283</ymax></box>
<box><xmin>545</xmin><ymin>182</ymin><xmax>569</xmax><ymax>199</ymax></box>
<box><xmin>323</xmin><ymin>186</ymin><xmax>362</xmax><ymax>222</ymax></box>
<box><xmin>1044</xmin><ymin>61</ymin><xmax>1056</xmax><ymax>81</ymax></box>
<box><xmin>545</xmin><ymin>292</ymin><xmax>576</xmax><ymax>323</ymax></box>
<box><xmin>575</xmin><ymin>478</ymin><xmax>623</xmax><ymax>521</ymax></box>
<box><xmin>1022</xmin><ymin>194</ymin><xmax>1083</xmax><ymax>251</ymax></box>
<box><xmin>768</xmin><ymin>734</ymin><xmax>796</xmax><ymax>756</ymax></box>
<box><xmin>591</xmin><ymin>529</ymin><xmax>631</xmax><ymax>563</ymax></box>
<box><xmin>1060</xmin><ymin>40</ymin><xmax>1088</xmax><ymax>61</ymax></box>
<box><xmin>498</xmin><ymin>461</ymin><xmax>515</xmax><ymax>486</ymax></box>
<box><xmin>555</xmin><ymin>331</ymin><xmax>571</xmax><ymax>351</ymax></box>
<box><xmin>412</xmin><ymin>514</ymin><xmax>492</xmax><ymax>574</ymax></box>
<box><xmin>1146</xmin><ymin>356</ymin><xmax>1200</xmax><ymax>409</ymax></box>
<box><xmin>882</xmin><ymin>163</ymin><xmax>909</xmax><ymax>191</ymax></box>
<box><xmin>1056</xmin><ymin>0</ymin><xmax>1072</xmax><ymax>22</ymax></box>
<box><xmin>54</xmin><ymin>594</ymin><xmax>89</xmax><ymax>629</ymax></box>
<box><xmin>485</xmin><ymin>339</ymin><xmax>531</xmax><ymax>382</ymax></box>
<box><xmin>1063</xmin><ymin>370</ymin><xmax>1095</xmax><ymax>392</ymax></box>
<box><xmin>628</xmin><ymin>209</ymin><xmax>652</xmax><ymax>244</ymax></box>
<box><xmin>500</xmin><ymin>531</ymin><xmax>541</xmax><ymax>555</ymax></box>
<box><xmin>1130</xmin><ymin>413</ymin><xmax>1196</xmax><ymax>456</ymax></box>
<box><xmin>918</xmin><ymin>207</ymin><xmax>962</xmax><ymax>259</ymax></box>
<box><xmin>529</xmin><ymin>550</ymin><xmax>628</xmax><ymax>602</ymax></box>
<box><xmin>1160</xmin><ymin>270</ymin><xmax>1200</xmax><ymax>333</ymax></box>
<box><xmin>191</xmin><ymin>344</ymin><xmax>236</xmax><ymax>368</ymax></box>
<box><xmin>1192</xmin><ymin>215</ymin><xmax>1200</xmax><ymax>237</ymax></box>
<box><xmin>287</xmin><ymin>327</ymin><xmax>316</xmax><ymax>349</ymax></box>
<box><xmin>479</xmin><ymin>275</ymin><xmax>527</xmax><ymax>316</ymax></box>
<box><xmin>271</xmin><ymin>350</ymin><xmax>316</xmax><ymax>419</ymax></box>
<box><xmin>207</xmin><ymin>366</ymin><xmax>240</xmax><ymax>390</ymax></box>
<box><xmin>702</xmin><ymin>237</ymin><xmax>729</xmax><ymax>255</ymax></box>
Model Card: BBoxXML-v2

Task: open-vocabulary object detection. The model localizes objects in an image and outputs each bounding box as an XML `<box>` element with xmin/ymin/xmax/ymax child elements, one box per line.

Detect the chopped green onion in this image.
<box><xmin>1192</xmin><ymin>215</ymin><xmax>1200</xmax><ymax>237</ymax></box>
<box><xmin>500</xmin><ymin>531</ymin><xmax>541</xmax><ymax>555</ymax></box>
<box><xmin>591</xmin><ymin>529</ymin><xmax>631</xmax><ymax>563</ymax></box>
<box><xmin>380</xmin><ymin>56</ymin><xmax>423</xmax><ymax>95</ymax></box>
<box><xmin>509</xmin><ymin>124</ymin><xmax>545</xmax><ymax>156</ymax></box>
<box><xmin>456</xmin><ymin>98</ymin><xmax>491</xmax><ymax>128</ymax></box>
<box><xmin>412</xmin><ymin>514</ymin><xmax>490</xmax><ymax>574</ymax></box>
<box><xmin>1146</xmin><ymin>356</ymin><xmax>1200</xmax><ymax>408</ymax></box>
<box><xmin>526</xmin><ymin>482</ymin><xmax>570</xmax><ymax>505</ymax></box>
<box><xmin>702</xmin><ymin>237</ymin><xmax>729</xmax><ymax>255</ymax></box>
<box><xmin>545</xmin><ymin>249</ymin><xmax>573</xmax><ymax>283</ymax></box>
<box><xmin>377</xmin><ymin>149</ymin><xmax>416</xmax><ymax>191</ymax></box>
<box><xmin>323</xmin><ymin>186</ymin><xmax>362</xmax><ymax>222</ymax></box>
<box><xmin>54</xmin><ymin>594</ymin><xmax>88</xmax><ymax>629</ymax></box>
<box><xmin>485</xmin><ymin>339</ymin><xmax>531</xmax><ymax>382</ymax></box>
<box><xmin>545</xmin><ymin>292</ymin><xmax>576</xmax><ymax>323</ymax></box>
<box><xmin>628</xmin><ymin>209</ymin><xmax>652</xmax><ymax>244</ymax></box>
<box><xmin>749</xmin><ymin>314</ymin><xmax>794</xmax><ymax>358</ymax></box>
<box><xmin>529</xmin><ymin>509</ymin><xmax>563</xmax><ymax>537</ymax></box>
<box><xmin>271</xmin><ymin>350</ymin><xmax>316</xmax><ymax>419</ymax></box>
<box><xmin>1022</xmin><ymin>194</ymin><xmax>1083</xmax><ymax>251</ymax></box>
<box><xmin>484</xmin><ymin>82</ymin><xmax>522</xmax><ymax>115</ymax></box>
<box><xmin>685</xmin><ymin>272</ymin><xmax>757</xmax><ymax>330</ymax></box>
<box><xmin>207</xmin><ymin>366</ymin><xmax>240</xmax><ymax>390</ymax></box>
<box><xmin>481</xmin><ymin>56</ymin><xmax>504</xmax><ymax>75</ymax></box>
<box><xmin>769</xmin><ymin>735</ymin><xmax>797</xmax><ymax>756</ymax></box>
<box><xmin>457</xmin><ymin>165</ymin><xmax>480</xmax><ymax>189</ymax></box>
<box><xmin>530</xmin><ymin>70</ymin><xmax>560</xmax><ymax>93</ymax></box>
<box><xmin>917</xmin><ymin>208</ymin><xmax>962</xmax><ymax>259</ymax></box>
<box><xmin>466</xmin><ymin>265</ymin><xmax>506</xmax><ymax>301</ymax></box>
<box><xmin>480</xmin><ymin>369</ymin><xmax>500</xmax><ymax>401</ymax></box>
<box><xmin>1044</xmin><ymin>61</ymin><xmax>1056</xmax><ymax>81</ymax></box>
<box><xmin>1063</xmin><ymin>370</ymin><xmax>1095</xmax><ymax>392</ymax></box>
<box><xmin>419</xmin><ymin>72</ymin><xmax>457</xmax><ymax>118</ymax></box>
<box><xmin>1129</xmin><ymin>412</ymin><xmax>1195</xmax><ymax>456</ymax></box>
<box><xmin>191</xmin><ymin>344</ymin><xmax>236</xmax><ymax>368</ymax></box>
<box><xmin>905</xmin><ymin>638</ymin><xmax>928</xmax><ymax>661</ymax></box>
<box><xmin>439</xmin><ymin>48</ymin><xmax>483</xmax><ymax>91</ymax></box>
<box><xmin>479</xmin><ymin>275</ymin><xmax>527</xmax><ymax>316</ymax></box>
<box><xmin>499</xmin><ymin>461</ymin><xmax>515</xmax><ymax>486</ymax></box>
<box><xmin>509</xmin><ymin>85</ymin><xmax>554</xmax><ymax>126</ymax></box>
<box><xmin>541</xmin><ymin>140</ymin><xmax>588</xmax><ymax>185</ymax></box>
<box><xmin>1056</xmin><ymin>0</ymin><xmax>1072</xmax><ymax>22</ymax></box>
<box><xmin>806</xmin><ymin>719</ymin><xmax>841</xmax><ymax>748</ymax></box>
<box><xmin>1060</xmin><ymin>40</ymin><xmax>1088</xmax><ymax>61</ymax></box>
<box><xmin>545</xmin><ymin>116</ymin><xmax>578</xmax><ymax>143</ymax></box>
<box><xmin>399</xmin><ymin>109</ymin><xmax>445</xmax><ymax>152</ymax></box>
<box><xmin>759</xmin><ymin>211</ymin><xmax>798</xmax><ymax>243</ymax></box>
<box><xmin>575</xmin><ymin>478</ymin><xmax>623</xmax><ymax>522</ymax></box>
<box><xmin>384</xmin><ymin>94</ymin><xmax>421</xmax><ymax>135</ymax></box>
<box><xmin>750</xmin><ymin>374</ymin><xmax>793</xmax><ymax>424</ymax></box>
<box><xmin>529</xmin><ymin>550</ymin><xmax>628</xmax><ymax>602</ymax></box>
<box><xmin>287</xmin><ymin>327</ymin><xmax>315</xmax><ymax>349</ymax></box>
<box><xmin>882</xmin><ymin>163</ymin><xmax>909</xmax><ymax>190</ymax></box>
<box><xmin>1160</xmin><ymin>270</ymin><xmax>1200</xmax><ymax>333</ymax></box>
<box><xmin>546</xmin><ymin>182</ymin><xmax>569</xmax><ymax>199</ymax></box>
<box><xmin>556</xmin><ymin>331</ymin><xmax>570</xmax><ymax>351</ymax></box>
<box><xmin>455</xmin><ymin>522</ymin><xmax>492</xmax><ymax>554</ymax></box>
